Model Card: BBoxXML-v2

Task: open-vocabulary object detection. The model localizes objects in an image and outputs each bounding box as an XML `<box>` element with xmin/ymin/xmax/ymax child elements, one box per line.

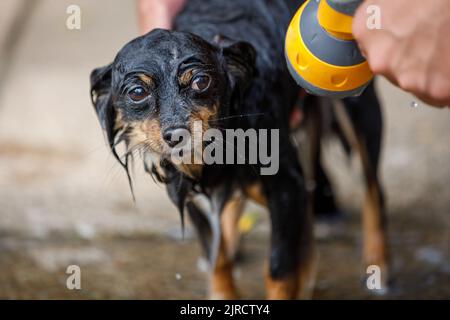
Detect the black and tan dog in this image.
<box><xmin>90</xmin><ymin>0</ymin><xmax>388</xmax><ymax>299</ymax></box>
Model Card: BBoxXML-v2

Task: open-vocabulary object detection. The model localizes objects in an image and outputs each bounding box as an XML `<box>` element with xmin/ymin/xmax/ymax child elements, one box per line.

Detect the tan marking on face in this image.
<box><xmin>126</xmin><ymin>118</ymin><xmax>164</xmax><ymax>154</ymax></box>
<box><xmin>167</xmin><ymin>106</ymin><xmax>205</xmax><ymax>179</ymax></box>
<box><xmin>190</xmin><ymin>104</ymin><xmax>218</xmax><ymax>132</ymax></box>
<box><xmin>179</xmin><ymin>68</ymin><xmax>195</xmax><ymax>86</ymax></box>
<box><xmin>138</xmin><ymin>74</ymin><xmax>154</xmax><ymax>87</ymax></box>
<box><xmin>118</xmin><ymin>103</ymin><xmax>218</xmax><ymax>181</ymax></box>
<box><xmin>162</xmin><ymin>104</ymin><xmax>217</xmax><ymax>180</ymax></box>
<box><xmin>195</xmin><ymin>106</ymin><xmax>218</xmax><ymax>123</ymax></box>
<box><xmin>114</xmin><ymin>110</ymin><xmax>125</xmax><ymax>131</ymax></box>
<box><xmin>115</xmin><ymin>113</ymin><xmax>179</xmax><ymax>180</ymax></box>
<box><xmin>126</xmin><ymin>116</ymin><xmax>204</xmax><ymax>179</ymax></box>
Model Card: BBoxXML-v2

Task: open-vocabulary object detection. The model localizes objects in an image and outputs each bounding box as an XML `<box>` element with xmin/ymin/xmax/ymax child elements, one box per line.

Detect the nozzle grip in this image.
<box><xmin>327</xmin><ymin>0</ymin><xmax>363</xmax><ymax>16</ymax></box>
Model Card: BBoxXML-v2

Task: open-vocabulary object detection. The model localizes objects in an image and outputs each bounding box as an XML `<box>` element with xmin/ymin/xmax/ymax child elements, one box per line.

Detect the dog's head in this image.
<box><xmin>90</xmin><ymin>29</ymin><xmax>255</xmax><ymax>180</ymax></box>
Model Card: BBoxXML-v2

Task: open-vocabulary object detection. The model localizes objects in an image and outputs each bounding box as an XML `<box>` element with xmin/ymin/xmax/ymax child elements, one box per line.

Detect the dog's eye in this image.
<box><xmin>191</xmin><ymin>75</ymin><xmax>211</xmax><ymax>92</ymax></box>
<box><xmin>128</xmin><ymin>86</ymin><xmax>149</xmax><ymax>102</ymax></box>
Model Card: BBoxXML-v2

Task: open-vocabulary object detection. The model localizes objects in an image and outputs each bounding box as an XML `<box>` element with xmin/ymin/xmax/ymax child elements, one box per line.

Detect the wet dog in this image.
<box><xmin>90</xmin><ymin>0</ymin><xmax>388</xmax><ymax>299</ymax></box>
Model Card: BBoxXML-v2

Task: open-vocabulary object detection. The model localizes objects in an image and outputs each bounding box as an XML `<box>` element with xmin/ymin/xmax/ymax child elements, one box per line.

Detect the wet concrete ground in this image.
<box><xmin>1</xmin><ymin>204</ymin><xmax>449</xmax><ymax>299</ymax></box>
<box><xmin>0</xmin><ymin>0</ymin><xmax>449</xmax><ymax>299</ymax></box>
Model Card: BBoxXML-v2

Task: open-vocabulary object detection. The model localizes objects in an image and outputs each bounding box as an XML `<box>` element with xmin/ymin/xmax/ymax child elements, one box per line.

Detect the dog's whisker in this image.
<box><xmin>119</xmin><ymin>143</ymin><xmax>143</xmax><ymax>166</ymax></box>
<box><xmin>125</xmin><ymin>143</ymin><xmax>146</xmax><ymax>159</ymax></box>
<box><xmin>210</xmin><ymin>112</ymin><xmax>265</xmax><ymax>122</ymax></box>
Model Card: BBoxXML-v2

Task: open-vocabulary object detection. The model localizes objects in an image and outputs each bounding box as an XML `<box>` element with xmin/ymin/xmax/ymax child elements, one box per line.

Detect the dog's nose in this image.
<box><xmin>163</xmin><ymin>127</ymin><xmax>187</xmax><ymax>147</ymax></box>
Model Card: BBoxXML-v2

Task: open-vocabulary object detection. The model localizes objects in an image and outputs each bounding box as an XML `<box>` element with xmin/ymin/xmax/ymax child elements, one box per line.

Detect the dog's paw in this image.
<box><xmin>210</xmin><ymin>274</ymin><xmax>239</xmax><ymax>300</ymax></box>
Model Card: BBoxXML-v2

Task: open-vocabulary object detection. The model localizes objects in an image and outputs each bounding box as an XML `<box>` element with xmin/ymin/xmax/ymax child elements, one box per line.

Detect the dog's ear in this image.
<box><xmin>90</xmin><ymin>63</ymin><xmax>114</xmax><ymax>130</ymax></box>
<box><xmin>214</xmin><ymin>35</ymin><xmax>256</xmax><ymax>95</ymax></box>
<box><xmin>90</xmin><ymin>63</ymin><xmax>122</xmax><ymax>167</ymax></box>
<box><xmin>90</xmin><ymin>63</ymin><xmax>134</xmax><ymax>196</ymax></box>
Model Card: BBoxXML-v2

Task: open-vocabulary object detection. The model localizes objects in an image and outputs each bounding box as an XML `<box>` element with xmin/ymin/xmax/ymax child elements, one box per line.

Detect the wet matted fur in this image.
<box><xmin>90</xmin><ymin>0</ymin><xmax>388</xmax><ymax>299</ymax></box>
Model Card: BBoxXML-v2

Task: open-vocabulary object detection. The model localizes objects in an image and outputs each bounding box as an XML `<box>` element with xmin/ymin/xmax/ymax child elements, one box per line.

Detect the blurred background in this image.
<box><xmin>0</xmin><ymin>0</ymin><xmax>449</xmax><ymax>299</ymax></box>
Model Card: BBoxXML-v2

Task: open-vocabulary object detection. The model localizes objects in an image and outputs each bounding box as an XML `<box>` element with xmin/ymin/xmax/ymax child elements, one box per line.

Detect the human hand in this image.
<box><xmin>138</xmin><ymin>0</ymin><xmax>186</xmax><ymax>34</ymax></box>
<box><xmin>353</xmin><ymin>0</ymin><xmax>450</xmax><ymax>107</ymax></box>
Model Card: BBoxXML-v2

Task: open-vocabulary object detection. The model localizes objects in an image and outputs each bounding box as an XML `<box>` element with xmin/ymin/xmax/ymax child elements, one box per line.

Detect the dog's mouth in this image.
<box><xmin>143</xmin><ymin>123</ymin><xmax>207</xmax><ymax>181</ymax></box>
<box><xmin>156</xmin><ymin>145</ymin><xmax>204</xmax><ymax>181</ymax></box>
<box><xmin>117</xmin><ymin>104</ymin><xmax>218</xmax><ymax>180</ymax></box>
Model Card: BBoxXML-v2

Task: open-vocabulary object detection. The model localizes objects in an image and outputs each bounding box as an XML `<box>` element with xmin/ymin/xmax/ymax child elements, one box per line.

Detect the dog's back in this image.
<box><xmin>175</xmin><ymin>0</ymin><xmax>299</xmax><ymax>56</ymax></box>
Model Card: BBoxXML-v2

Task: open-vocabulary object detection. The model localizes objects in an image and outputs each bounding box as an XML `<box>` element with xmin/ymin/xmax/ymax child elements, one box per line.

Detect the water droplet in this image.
<box><xmin>175</xmin><ymin>273</ymin><xmax>182</xmax><ymax>280</ymax></box>
<box><xmin>410</xmin><ymin>101</ymin><xmax>419</xmax><ymax>108</ymax></box>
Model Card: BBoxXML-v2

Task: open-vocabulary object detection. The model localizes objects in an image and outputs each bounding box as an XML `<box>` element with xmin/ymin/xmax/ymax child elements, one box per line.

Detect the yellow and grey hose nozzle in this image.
<box><xmin>285</xmin><ymin>0</ymin><xmax>373</xmax><ymax>98</ymax></box>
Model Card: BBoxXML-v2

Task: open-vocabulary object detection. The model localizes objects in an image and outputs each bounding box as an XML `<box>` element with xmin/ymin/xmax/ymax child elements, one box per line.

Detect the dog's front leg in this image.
<box><xmin>262</xmin><ymin>154</ymin><xmax>317</xmax><ymax>300</ymax></box>
<box><xmin>210</xmin><ymin>195</ymin><xmax>245</xmax><ymax>300</ymax></box>
<box><xmin>189</xmin><ymin>193</ymin><xmax>240</xmax><ymax>299</ymax></box>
